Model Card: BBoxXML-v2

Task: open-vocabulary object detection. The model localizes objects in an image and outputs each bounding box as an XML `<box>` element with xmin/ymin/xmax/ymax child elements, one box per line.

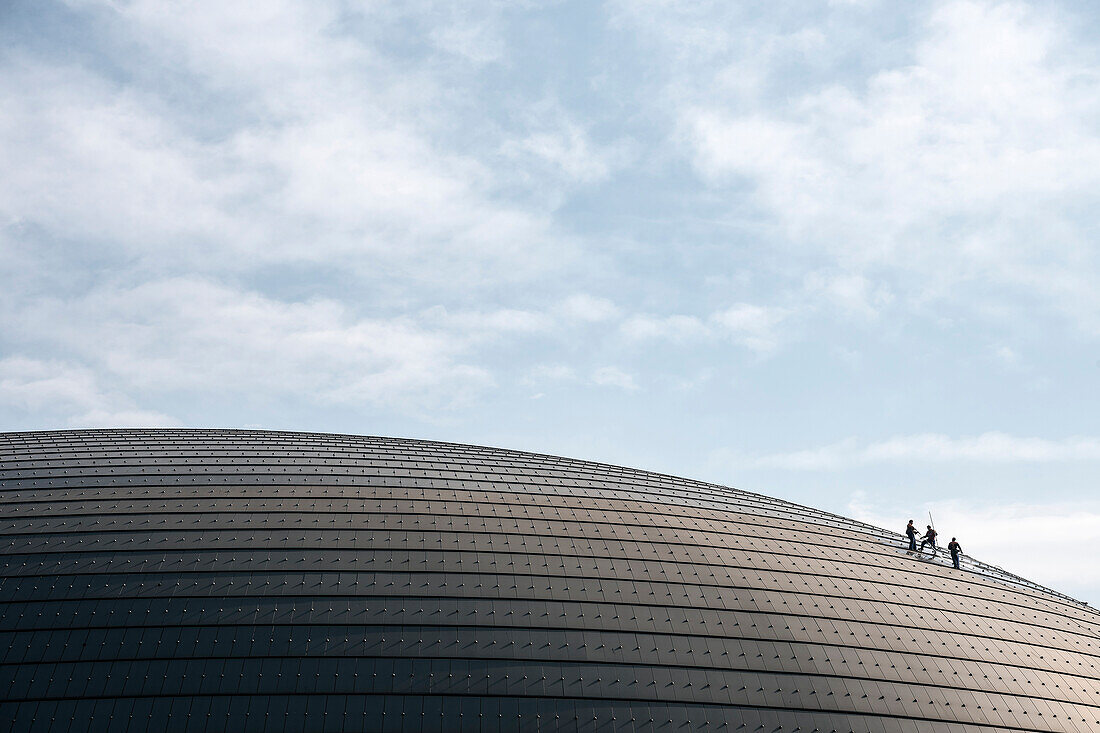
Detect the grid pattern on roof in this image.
<box><xmin>1</xmin><ymin>428</ymin><xmax>1098</xmax><ymax>732</ymax></box>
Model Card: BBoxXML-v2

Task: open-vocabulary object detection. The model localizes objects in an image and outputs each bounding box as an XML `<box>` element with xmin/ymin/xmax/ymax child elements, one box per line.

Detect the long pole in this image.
<box><xmin>928</xmin><ymin>511</ymin><xmax>937</xmax><ymax>557</ymax></box>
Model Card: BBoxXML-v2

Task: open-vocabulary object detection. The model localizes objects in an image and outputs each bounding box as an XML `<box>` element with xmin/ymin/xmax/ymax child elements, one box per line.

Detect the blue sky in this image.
<box><xmin>2</xmin><ymin>0</ymin><xmax>1099</xmax><ymax>603</ymax></box>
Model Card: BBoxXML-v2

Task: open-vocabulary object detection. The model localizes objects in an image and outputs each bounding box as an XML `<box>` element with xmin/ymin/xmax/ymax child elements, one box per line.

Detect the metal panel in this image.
<box><xmin>1</xmin><ymin>428</ymin><xmax>1098</xmax><ymax>731</ymax></box>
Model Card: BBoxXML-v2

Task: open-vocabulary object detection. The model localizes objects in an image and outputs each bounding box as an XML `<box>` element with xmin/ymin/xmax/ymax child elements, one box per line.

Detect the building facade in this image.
<box><xmin>1</xmin><ymin>429</ymin><xmax>1098</xmax><ymax>731</ymax></box>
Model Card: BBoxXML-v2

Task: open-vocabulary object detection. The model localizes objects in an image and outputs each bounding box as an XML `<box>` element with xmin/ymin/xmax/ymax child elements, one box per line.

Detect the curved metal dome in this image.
<box><xmin>1</xmin><ymin>429</ymin><xmax>1098</xmax><ymax>732</ymax></box>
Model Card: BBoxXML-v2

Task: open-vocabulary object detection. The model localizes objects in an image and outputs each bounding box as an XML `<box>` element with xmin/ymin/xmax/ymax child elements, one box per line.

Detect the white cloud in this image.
<box><xmin>525</xmin><ymin>363</ymin><xmax>641</xmax><ymax>392</ymax></box>
<box><xmin>753</xmin><ymin>432</ymin><xmax>1100</xmax><ymax>470</ymax></box>
<box><xmin>427</xmin><ymin>306</ymin><xmax>552</xmax><ymax>335</ymax></box>
<box><xmin>0</xmin><ymin>2</ymin><xmax>575</xmax><ymax>288</ymax></box>
<box><xmin>992</xmin><ymin>345</ymin><xmax>1021</xmax><ymax>368</ymax></box>
<box><xmin>591</xmin><ymin>366</ymin><xmax>639</xmax><ymax>391</ymax></box>
<box><xmin>0</xmin><ymin>63</ymin><xmax>246</xmax><ymax>260</ymax></box>
<box><xmin>524</xmin><ymin>364</ymin><xmax>578</xmax><ymax>384</ymax></box>
<box><xmin>630</xmin><ymin>0</ymin><xmax>1100</xmax><ymax>331</ymax></box>
<box><xmin>621</xmin><ymin>314</ymin><xmax>709</xmax><ymax>342</ymax></box>
<box><xmin>848</xmin><ymin>495</ymin><xmax>1100</xmax><ymax>603</ymax></box>
<box><xmin>8</xmin><ymin>0</ymin><xmax>1098</xmax><ymax>454</ymax></box>
<box><xmin>803</xmin><ymin>272</ymin><xmax>893</xmax><ymax>320</ymax></box>
<box><xmin>512</xmin><ymin>125</ymin><xmax>615</xmax><ymax>184</ymax></box>
<box><xmin>710</xmin><ymin>303</ymin><xmax>788</xmax><ymax>352</ymax></box>
<box><xmin>685</xmin><ymin>3</ymin><xmax>1100</xmax><ymax>225</ymax></box>
<box><xmin>502</xmin><ymin>99</ymin><xmax>633</xmax><ymax>187</ymax></box>
<box><xmin>556</xmin><ymin>294</ymin><xmax>621</xmax><ymax>323</ymax></box>
<box><xmin>621</xmin><ymin>304</ymin><xmax>788</xmax><ymax>352</ymax></box>
<box><xmin>0</xmin><ymin>357</ymin><xmax>175</xmax><ymax>428</ymax></box>
<box><xmin>429</xmin><ymin>16</ymin><xmax>505</xmax><ymax>66</ymax></box>
<box><xmin>4</xmin><ymin>1</ymin><xmax>657</xmax><ymax>425</ymax></box>
<box><xmin>11</xmin><ymin>279</ymin><xmax>494</xmax><ymax>414</ymax></box>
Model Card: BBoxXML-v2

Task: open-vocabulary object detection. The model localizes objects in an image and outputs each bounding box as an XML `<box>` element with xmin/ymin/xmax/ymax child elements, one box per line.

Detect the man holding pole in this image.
<box><xmin>919</xmin><ymin>525</ymin><xmax>938</xmax><ymax>556</ymax></box>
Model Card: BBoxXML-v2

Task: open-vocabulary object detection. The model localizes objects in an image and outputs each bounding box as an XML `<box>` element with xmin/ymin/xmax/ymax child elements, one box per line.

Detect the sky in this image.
<box><xmin>2</xmin><ymin>0</ymin><xmax>1099</xmax><ymax>604</ymax></box>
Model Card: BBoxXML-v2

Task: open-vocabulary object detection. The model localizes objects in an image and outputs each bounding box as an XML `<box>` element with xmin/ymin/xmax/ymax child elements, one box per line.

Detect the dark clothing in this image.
<box><xmin>948</xmin><ymin>541</ymin><xmax>962</xmax><ymax>569</ymax></box>
<box><xmin>905</xmin><ymin>524</ymin><xmax>917</xmax><ymax>552</ymax></box>
<box><xmin>919</xmin><ymin>530</ymin><xmax>937</xmax><ymax>554</ymax></box>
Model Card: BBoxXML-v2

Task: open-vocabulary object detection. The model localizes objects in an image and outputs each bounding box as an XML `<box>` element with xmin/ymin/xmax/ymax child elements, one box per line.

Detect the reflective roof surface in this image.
<box><xmin>2</xmin><ymin>428</ymin><xmax>1098</xmax><ymax>732</ymax></box>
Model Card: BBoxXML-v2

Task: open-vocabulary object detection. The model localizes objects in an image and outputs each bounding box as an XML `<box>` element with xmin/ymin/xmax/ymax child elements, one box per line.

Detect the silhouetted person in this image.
<box><xmin>919</xmin><ymin>525</ymin><xmax>937</xmax><ymax>556</ymax></box>
<box><xmin>905</xmin><ymin>520</ymin><xmax>917</xmax><ymax>554</ymax></box>
<box><xmin>948</xmin><ymin>538</ymin><xmax>962</xmax><ymax>569</ymax></box>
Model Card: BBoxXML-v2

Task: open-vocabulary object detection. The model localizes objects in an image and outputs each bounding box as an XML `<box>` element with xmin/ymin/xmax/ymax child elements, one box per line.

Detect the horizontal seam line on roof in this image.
<box><xmin>4</xmin><ymin>567</ymin><xmax>1096</xmax><ymax>658</ymax></box>
<box><xmin>6</xmin><ymin>589</ymin><xmax>1091</xmax><ymax>677</ymax></box>
<box><xmin>0</xmin><ymin>453</ymin><xmax>1082</xmax><ymax>598</ymax></box>
<box><xmin>0</xmin><ymin>426</ymin><xmax>931</xmax><ymax>525</ymax></box>
<box><xmin>4</xmin><ymin>588</ymin><xmax>1099</xmax><ymax>666</ymax></box>
<box><xmin>0</xmin><ymin>469</ymin><xmax>1070</xmax><ymax>603</ymax></box>
<box><xmin>0</xmin><ymin>497</ymin><xmax>1082</xmax><ymax>611</ymax></box>
<box><xmin>1</xmin><ymin>427</ymin><xmax>1087</xmax><ymax>609</ymax></box>
<box><xmin>0</xmin><ymin>689</ymin><xmax>1070</xmax><ymax>731</ymax></box>
<box><xmin>0</xmin><ymin>497</ymin><xmax>1076</xmax><ymax>615</ymax></box>
<box><xmin>4</xmin><ymin>544</ymin><xmax>1086</xmax><ymax>644</ymax></box>
<box><xmin>1</xmin><ymin>650</ymin><xmax>1095</xmax><ymax>711</ymax></box>
<box><xmin>4</xmin><ymin>620</ymin><xmax>1098</xmax><ymax>687</ymax></box>
<box><xmin>2</xmin><ymin>540</ymin><xmax>1090</xmax><ymax>641</ymax></box>
<box><xmin>4</xmin><ymin>514</ymin><xmax>1089</xmax><ymax>632</ymax></box>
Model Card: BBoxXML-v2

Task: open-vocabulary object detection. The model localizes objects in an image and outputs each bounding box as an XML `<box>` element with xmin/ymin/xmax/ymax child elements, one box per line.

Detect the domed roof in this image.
<box><xmin>2</xmin><ymin>429</ymin><xmax>1098</xmax><ymax>732</ymax></box>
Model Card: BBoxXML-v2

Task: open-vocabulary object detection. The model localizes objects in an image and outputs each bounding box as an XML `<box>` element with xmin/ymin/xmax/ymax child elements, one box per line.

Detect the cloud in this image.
<box><xmin>625</xmin><ymin>0</ymin><xmax>1100</xmax><ymax>331</ymax></box>
<box><xmin>992</xmin><ymin>345</ymin><xmax>1022</xmax><ymax>368</ymax></box>
<box><xmin>710</xmin><ymin>303</ymin><xmax>788</xmax><ymax>352</ymax></box>
<box><xmin>752</xmin><ymin>432</ymin><xmax>1100</xmax><ymax>470</ymax></box>
<box><xmin>0</xmin><ymin>357</ymin><xmax>175</xmax><ymax>428</ymax></box>
<box><xmin>505</xmin><ymin>114</ymin><xmax>626</xmax><ymax>186</ymax></box>
<box><xmin>1</xmin><ymin>0</ymin><xmax>644</xmax><ymax>425</ymax></box>
<box><xmin>7</xmin><ymin>0</ymin><xmax>1099</xmax><ymax>453</ymax></box>
<box><xmin>556</xmin><ymin>294</ymin><xmax>621</xmax><ymax>323</ymax></box>
<box><xmin>0</xmin><ymin>1</ymin><xmax>577</xmax><ymax>289</ymax></box>
<box><xmin>523</xmin><ymin>364</ymin><xmax>578</xmax><ymax>384</ymax></box>
<box><xmin>621</xmin><ymin>304</ymin><xmax>788</xmax><ymax>352</ymax></box>
<box><xmin>0</xmin><ymin>62</ymin><xmax>246</xmax><ymax>261</ymax></box>
<box><xmin>10</xmin><ymin>278</ymin><xmax>495</xmax><ymax>414</ymax></box>
<box><xmin>591</xmin><ymin>366</ymin><xmax>639</xmax><ymax>391</ymax></box>
<box><xmin>524</xmin><ymin>364</ymin><xmax>640</xmax><ymax>392</ymax></box>
<box><xmin>683</xmin><ymin>2</ymin><xmax>1100</xmax><ymax>227</ymax></box>
<box><xmin>621</xmin><ymin>314</ymin><xmax>709</xmax><ymax>342</ymax></box>
<box><xmin>428</xmin><ymin>14</ymin><xmax>506</xmax><ymax>65</ymax></box>
<box><xmin>427</xmin><ymin>306</ymin><xmax>552</xmax><ymax>335</ymax></box>
<box><xmin>847</xmin><ymin>494</ymin><xmax>1100</xmax><ymax>603</ymax></box>
<box><xmin>803</xmin><ymin>272</ymin><xmax>893</xmax><ymax>320</ymax></box>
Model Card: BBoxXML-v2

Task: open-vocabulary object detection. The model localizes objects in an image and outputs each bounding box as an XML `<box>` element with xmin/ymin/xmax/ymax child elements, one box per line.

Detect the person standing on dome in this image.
<box><xmin>918</xmin><ymin>525</ymin><xmax>938</xmax><ymax>556</ymax></box>
<box><xmin>948</xmin><ymin>537</ymin><xmax>963</xmax><ymax>569</ymax></box>
<box><xmin>905</xmin><ymin>520</ymin><xmax>918</xmax><ymax>554</ymax></box>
